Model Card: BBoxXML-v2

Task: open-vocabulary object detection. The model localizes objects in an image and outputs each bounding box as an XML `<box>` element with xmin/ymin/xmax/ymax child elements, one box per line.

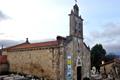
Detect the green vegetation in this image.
<box><xmin>91</xmin><ymin>44</ymin><xmax>106</xmax><ymax>72</ymax></box>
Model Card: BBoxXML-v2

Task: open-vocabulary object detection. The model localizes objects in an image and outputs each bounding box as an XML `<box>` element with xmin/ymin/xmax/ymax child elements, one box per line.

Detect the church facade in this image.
<box><xmin>3</xmin><ymin>4</ymin><xmax>90</xmax><ymax>80</ymax></box>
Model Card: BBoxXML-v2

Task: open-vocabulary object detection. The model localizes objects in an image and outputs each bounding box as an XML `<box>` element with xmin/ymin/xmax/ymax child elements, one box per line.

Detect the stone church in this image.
<box><xmin>3</xmin><ymin>4</ymin><xmax>91</xmax><ymax>80</ymax></box>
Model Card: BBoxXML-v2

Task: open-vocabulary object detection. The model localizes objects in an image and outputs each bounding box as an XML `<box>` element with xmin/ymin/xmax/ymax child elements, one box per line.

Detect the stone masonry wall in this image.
<box><xmin>82</xmin><ymin>44</ymin><xmax>91</xmax><ymax>78</ymax></box>
<box><xmin>64</xmin><ymin>37</ymin><xmax>91</xmax><ymax>80</ymax></box>
<box><xmin>3</xmin><ymin>47</ymin><xmax>60</xmax><ymax>80</ymax></box>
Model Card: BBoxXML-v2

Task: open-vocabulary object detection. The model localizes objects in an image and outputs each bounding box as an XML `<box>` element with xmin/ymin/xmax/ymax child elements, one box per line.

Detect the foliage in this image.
<box><xmin>91</xmin><ymin>44</ymin><xmax>106</xmax><ymax>72</ymax></box>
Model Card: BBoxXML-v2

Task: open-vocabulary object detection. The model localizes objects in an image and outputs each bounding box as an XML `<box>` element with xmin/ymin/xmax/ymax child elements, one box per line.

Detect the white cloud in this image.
<box><xmin>0</xmin><ymin>0</ymin><xmax>120</xmax><ymax>54</ymax></box>
<box><xmin>0</xmin><ymin>11</ymin><xmax>9</xmax><ymax>21</ymax></box>
<box><xmin>86</xmin><ymin>22</ymin><xmax>120</xmax><ymax>54</ymax></box>
<box><xmin>0</xmin><ymin>0</ymin><xmax>70</xmax><ymax>40</ymax></box>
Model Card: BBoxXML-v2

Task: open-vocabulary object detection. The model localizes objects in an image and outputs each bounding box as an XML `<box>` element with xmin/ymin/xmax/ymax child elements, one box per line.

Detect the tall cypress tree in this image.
<box><xmin>91</xmin><ymin>44</ymin><xmax>106</xmax><ymax>72</ymax></box>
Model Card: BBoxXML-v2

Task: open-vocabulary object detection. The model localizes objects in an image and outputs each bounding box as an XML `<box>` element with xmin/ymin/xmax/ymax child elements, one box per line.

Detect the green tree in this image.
<box><xmin>91</xmin><ymin>44</ymin><xmax>106</xmax><ymax>72</ymax></box>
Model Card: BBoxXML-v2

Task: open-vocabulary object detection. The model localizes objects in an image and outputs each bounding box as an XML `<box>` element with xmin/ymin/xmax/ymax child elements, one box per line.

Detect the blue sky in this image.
<box><xmin>0</xmin><ymin>0</ymin><xmax>120</xmax><ymax>54</ymax></box>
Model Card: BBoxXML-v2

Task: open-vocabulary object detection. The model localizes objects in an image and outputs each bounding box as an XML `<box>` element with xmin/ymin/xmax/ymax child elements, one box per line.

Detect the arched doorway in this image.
<box><xmin>76</xmin><ymin>56</ymin><xmax>82</xmax><ymax>80</ymax></box>
<box><xmin>77</xmin><ymin>66</ymin><xmax>81</xmax><ymax>80</ymax></box>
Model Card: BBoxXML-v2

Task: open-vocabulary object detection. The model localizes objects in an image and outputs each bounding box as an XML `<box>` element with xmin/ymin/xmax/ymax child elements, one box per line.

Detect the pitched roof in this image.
<box><xmin>4</xmin><ymin>40</ymin><xmax>58</xmax><ymax>51</ymax></box>
<box><xmin>100</xmin><ymin>58</ymin><xmax>120</xmax><ymax>66</ymax></box>
<box><xmin>17</xmin><ymin>40</ymin><xmax>58</xmax><ymax>48</ymax></box>
<box><xmin>3</xmin><ymin>36</ymin><xmax>67</xmax><ymax>51</ymax></box>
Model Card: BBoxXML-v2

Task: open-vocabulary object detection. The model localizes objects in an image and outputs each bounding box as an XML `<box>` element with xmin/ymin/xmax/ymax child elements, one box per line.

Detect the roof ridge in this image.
<box><xmin>4</xmin><ymin>40</ymin><xmax>58</xmax><ymax>51</ymax></box>
<box><xmin>3</xmin><ymin>42</ymin><xmax>30</xmax><ymax>49</ymax></box>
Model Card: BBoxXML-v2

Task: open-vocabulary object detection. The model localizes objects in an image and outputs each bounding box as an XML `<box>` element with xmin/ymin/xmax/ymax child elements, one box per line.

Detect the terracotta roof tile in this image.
<box><xmin>4</xmin><ymin>40</ymin><xmax>58</xmax><ymax>51</ymax></box>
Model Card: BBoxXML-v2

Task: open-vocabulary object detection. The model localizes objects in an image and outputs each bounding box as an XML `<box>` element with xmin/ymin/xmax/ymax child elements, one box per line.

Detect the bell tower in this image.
<box><xmin>69</xmin><ymin>4</ymin><xmax>83</xmax><ymax>39</ymax></box>
<box><xmin>68</xmin><ymin>4</ymin><xmax>84</xmax><ymax>80</ymax></box>
<box><xmin>65</xmin><ymin>3</ymin><xmax>90</xmax><ymax>80</ymax></box>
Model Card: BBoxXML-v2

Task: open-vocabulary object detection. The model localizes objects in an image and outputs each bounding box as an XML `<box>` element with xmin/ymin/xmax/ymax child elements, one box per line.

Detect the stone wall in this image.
<box><xmin>100</xmin><ymin>62</ymin><xmax>114</xmax><ymax>74</ymax></box>
<box><xmin>0</xmin><ymin>55</ymin><xmax>9</xmax><ymax>74</ymax></box>
<box><xmin>3</xmin><ymin>47</ymin><xmax>61</xmax><ymax>80</ymax></box>
<box><xmin>63</xmin><ymin>36</ymin><xmax>91</xmax><ymax>80</ymax></box>
<box><xmin>82</xmin><ymin>43</ymin><xmax>91</xmax><ymax>78</ymax></box>
<box><xmin>2</xmin><ymin>39</ymin><xmax>90</xmax><ymax>80</ymax></box>
<box><xmin>0</xmin><ymin>63</ymin><xmax>9</xmax><ymax>74</ymax></box>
